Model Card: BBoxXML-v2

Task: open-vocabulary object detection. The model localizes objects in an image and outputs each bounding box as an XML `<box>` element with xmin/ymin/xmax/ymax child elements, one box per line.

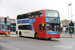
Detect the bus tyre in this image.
<box><xmin>19</xmin><ymin>32</ymin><xmax>22</xmax><ymax>37</ymax></box>
<box><xmin>34</xmin><ymin>33</ymin><xmax>38</xmax><ymax>39</ymax></box>
<box><xmin>48</xmin><ymin>38</ymin><xmax>51</xmax><ymax>40</ymax></box>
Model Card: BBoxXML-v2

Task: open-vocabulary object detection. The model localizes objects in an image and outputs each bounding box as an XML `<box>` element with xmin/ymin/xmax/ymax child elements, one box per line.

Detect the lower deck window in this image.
<box><xmin>18</xmin><ymin>25</ymin><xmax>32</xmax><ymax>30</ymax></box>
<box><xmin>1</xmin><ymin>25</ymin><xmax>10</xmax><ymax>30</ymax></box>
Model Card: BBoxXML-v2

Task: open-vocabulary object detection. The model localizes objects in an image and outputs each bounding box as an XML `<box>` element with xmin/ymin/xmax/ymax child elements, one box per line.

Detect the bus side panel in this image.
<box><xmin>21</xmin><ymin>30</ymin><xmax>35</xmax><ymax>37</ymax></box>
<box><xmin>32</xmin><ymin>11</ymin><xmax>46</xmax><ymax>38</ymax></box>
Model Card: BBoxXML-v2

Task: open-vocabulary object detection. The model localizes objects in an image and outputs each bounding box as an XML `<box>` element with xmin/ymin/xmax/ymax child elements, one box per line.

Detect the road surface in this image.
<box><xmin>0</xmin><ymin>34</ymin><xmax>75</xmax><ymax>50</ymax></box>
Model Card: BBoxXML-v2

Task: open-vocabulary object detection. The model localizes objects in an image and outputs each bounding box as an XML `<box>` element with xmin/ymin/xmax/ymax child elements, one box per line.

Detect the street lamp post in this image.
<box><xmin>68</xmin><ymin>3</ymin><xmax>72</xmax><ymax>37</ymax></box>
<box><xmin>68</xmin><ymin>3</ymin><xmax>72</xmax><ymax>20</ymax></box>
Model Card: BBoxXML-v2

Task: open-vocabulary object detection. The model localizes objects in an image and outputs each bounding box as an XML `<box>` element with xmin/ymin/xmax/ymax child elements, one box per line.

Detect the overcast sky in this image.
<box><xmin>0</xmin><ymin>0</ymin><xmax>75</xmax><ymax>21</ymax></box>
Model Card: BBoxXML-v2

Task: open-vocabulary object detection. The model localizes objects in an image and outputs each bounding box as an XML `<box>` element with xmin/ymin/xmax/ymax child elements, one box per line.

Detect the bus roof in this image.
<box><xmin>17</xmin><ymin>9</ymin><xmax>58</xmax><ymax>16</ymax></box>
<box><xmin>28</xmin><ymin>9</ymin><xmax>58</xmax><ymax>13</ymax></box>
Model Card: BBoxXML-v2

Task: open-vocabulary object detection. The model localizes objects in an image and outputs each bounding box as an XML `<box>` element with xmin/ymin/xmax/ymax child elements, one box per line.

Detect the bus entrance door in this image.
<box><xmin>39</xmin><ymin>24</ymin><xmax>45</xmax><ymax>38</ymax></box>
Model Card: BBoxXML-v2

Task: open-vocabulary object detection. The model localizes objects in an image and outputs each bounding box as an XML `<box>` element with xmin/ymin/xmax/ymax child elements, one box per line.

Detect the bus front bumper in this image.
<box><xmin>0</xmin><ymin>31</ymin><xmax>10</xmax><ymax>34</ymax></box>
<box><xmin>45</xmin><ymin>33</ymin><xmax>60</xmax><ymax>38</ymax></box>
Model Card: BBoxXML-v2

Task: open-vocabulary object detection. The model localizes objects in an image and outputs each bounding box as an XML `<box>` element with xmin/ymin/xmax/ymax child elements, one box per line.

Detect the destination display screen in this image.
<box><xmin>48</xmin><ymin>19</ymin><xmax>58</xmax><ymax>22</ymax></box>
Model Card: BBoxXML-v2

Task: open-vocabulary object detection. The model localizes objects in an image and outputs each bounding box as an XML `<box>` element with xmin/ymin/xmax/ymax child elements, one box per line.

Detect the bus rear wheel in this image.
<box><xmin>34</xmin><ymin>33</ymin><xmax>38</xmax><ymax>39</ymax></box>
<box><xmin>16</xmin><ymin>31</ymin><xmax>18</xmax><ymax>34</ymax></box>
<box><xmin>19</xmin><ymin>32</ymin><xmax>22</xmax><ymax>37</ymax></box>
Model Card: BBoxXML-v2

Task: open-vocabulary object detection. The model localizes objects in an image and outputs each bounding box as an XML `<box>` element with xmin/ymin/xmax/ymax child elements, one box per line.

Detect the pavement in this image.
<box><xmin>61</xmin><ymin>33</ymin><xmax>75</xmax><ymax>38</ymax></box>
<box><xmin>10</xmin><ymin>32</ymin><xmax>16</xmax><ymax>35</ymax></box>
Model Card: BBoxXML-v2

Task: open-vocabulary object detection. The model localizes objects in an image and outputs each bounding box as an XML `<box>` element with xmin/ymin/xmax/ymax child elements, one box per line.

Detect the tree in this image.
<box><xmin>64</xmin><ymin>19</ymin><xmax>68</xmax><ymax>21</ymax></box>
<box><xmin>74</xmin><ymin>21</ymin><xmax>75</xmax><ymax>23</ymax></box>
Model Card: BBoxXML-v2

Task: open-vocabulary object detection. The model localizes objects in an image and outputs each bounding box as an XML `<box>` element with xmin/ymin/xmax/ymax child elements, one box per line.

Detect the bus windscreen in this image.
<box><xmin>46</xmin><ymin>23</ymin><xmax>60</xmax><ymax>32</ymax></box>
<box><xmin>46</xmin><ymin>10</ymin><xmax>59</xmax><ymax>17</ymax></box>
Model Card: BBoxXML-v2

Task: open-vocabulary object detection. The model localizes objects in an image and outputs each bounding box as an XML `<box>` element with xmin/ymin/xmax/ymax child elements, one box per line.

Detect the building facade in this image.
<box><xmin>10</xmin><ymin>19</ymin><xmax>16</xmax><ymax>32</ymax></box>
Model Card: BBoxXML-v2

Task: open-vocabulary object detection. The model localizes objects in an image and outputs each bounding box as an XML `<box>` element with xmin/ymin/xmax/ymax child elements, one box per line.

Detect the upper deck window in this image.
<box><xmin>30</xmin><ymin>13</ymin><xmax>35</xmax><ymax>18</ymax></box>
<box><xmin>17</xmin><ymin>13</ymin><xmax>29</xmax><ymax>19</ymax></box>
<box><xmin>35</xmin><ymin>12</ymin><xmax>40</xmax><ymax>17</ymax></box>
<box><xmin>1</xmin><ymin>18</ymin><xmax>4</xmax><ymax>21</ymax></box>
<box><xmin>46</xmin><ymin>10</ymin><xmax>59</xmax><ymax>17</ymax></box>
<box><xmin>7</xmin><ymin>18</ymin><xmax>10</xmax><ymax>22</ymax></box>
<box><xmin>30</xmin><ymin>11</ymin><xmax>44</xmax><ymax>18</ymax></box>
<box><xmin>40</xmin><ymin>11</ymin><xmax>44</xmax><ymax>17</ymax></box>
<box><xmin>1</xmin><ymin>18</ymin><xmax>10</xmax><ymax>22</ymax></box>
<box><xmin>17</xmin><ymin>10</ymin><xmax>44</xmax><ymax>19</ymax></box>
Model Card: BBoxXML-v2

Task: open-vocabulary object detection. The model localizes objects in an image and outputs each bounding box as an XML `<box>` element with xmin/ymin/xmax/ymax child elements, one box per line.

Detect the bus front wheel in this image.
<box><xmin>48</xmin><ymin>38</ymin><xmax>51</xmax><ymax>40</ymax></box>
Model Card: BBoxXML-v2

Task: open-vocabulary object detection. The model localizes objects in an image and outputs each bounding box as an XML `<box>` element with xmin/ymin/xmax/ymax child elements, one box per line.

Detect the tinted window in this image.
<box><xmin>23</xmin><ymin>14</ymin><xmax>29</xmax><ymax>18</ymax></box>
<box><xmin>35</xmin><ymin>12</ymin><xmax>40</xmax><ymax>17</ymax></box>
<box><xmin>28</xmin><ymin>13</ymin><xmax>31</xmax><ymax>18</ymax></box>
<box><xmin>30</xmin><ymin>11</ymin><xmax>44</xmax><ymax>18</ymax></box>
<box><xmin>35</xmin><ymin>11</ymin><xmax>44</xmax><ymax>17</ymax></box>
<box><xmin>17</xmin><ymin>15</ymin><xmax>21</xmax><ymax>19</ymax></box>
<box><xmin>11</xmin><ymin>27</ymin><xmax>16</xmax><ymax>32</ymax></box>
<box><xmin>7</xmin><ymin>25</ymin><xmax>10</xmax><ymax>29</ymax></box>
<box><xmin>13</xmin><ymin>23</ymin><xmax>16</xmax><ymax>26</ymax></box>
<box><xmin>40</xmin><ymin>11</ymin><xmax>44</xmax><ymax>17</ymax></box>
<box><xmin>11</xmin><ymin>23</ymin><xmax>16</xmax><ymax>25</ymax></box>
<box><xmin>30</xmin><ymin>13</ymin><xmax>35</xmax><ymax>18</ymax></box>
<box><xmin>18</xmin><ymin>25</ymin><xmax>31</xmax><ymax>30</ymax></box>
<box><xmin>1</xmin><ymin>26</ymin><xmax>4</xmax><ymax>29</ymax></box>
<box><xmin>17</xmin><ymin>11</ymin><xmax>44</xmax><ymax>19</ymax></box>
<box><xmin>17</xmin><ymin>14</ymin><xmax>29</xmax><ymax>19</ymax></box>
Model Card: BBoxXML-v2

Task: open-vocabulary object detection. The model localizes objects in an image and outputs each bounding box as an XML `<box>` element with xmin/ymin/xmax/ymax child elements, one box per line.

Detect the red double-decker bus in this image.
<box><xmin>16</xmin><ymin>9</ymin><xmax>61</xmax><ymax>39</ymax></box>
<box><xmin>0</xmin><ymin>17</ymin><xmax>10</xmax><ymax>35</ymax></box>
